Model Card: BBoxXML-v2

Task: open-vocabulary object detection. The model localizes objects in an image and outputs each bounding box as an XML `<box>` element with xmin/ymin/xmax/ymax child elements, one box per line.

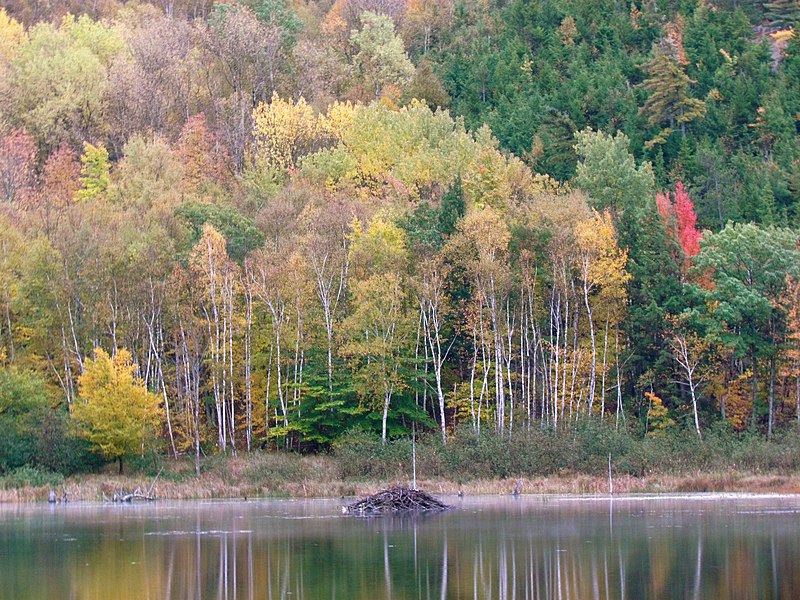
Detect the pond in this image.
<box><xmin>1</xmin><ymin>494</ymin><xmax>799</xmax><ymax>599</ymax></box>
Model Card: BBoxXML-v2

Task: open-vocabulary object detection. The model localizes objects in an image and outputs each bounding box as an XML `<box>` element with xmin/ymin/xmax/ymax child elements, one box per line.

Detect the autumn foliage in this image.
<box><xmin>1</xmin><ymin>0</ymin><xmax>800</xmax><ymax>476</ymax></box>
<box><xmin>657</xmin><ymin>181</ymin><xmax>701</xmax><ymax>266</ymax></box>
<box><xmin>73</xmin><ymin>348</ymin><xmax>163</xmax><ymax>473</ymax></box>
<box><xmin>0</xmin><ymin>129</ymin><xmax>36</xmax><ymax>204</ymax></box>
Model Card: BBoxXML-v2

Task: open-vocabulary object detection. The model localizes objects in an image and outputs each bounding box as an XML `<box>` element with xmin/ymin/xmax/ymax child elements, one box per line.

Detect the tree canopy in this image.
<box><xmin>1</xmin><ymin>0</ymin><xmax>800</xmax><ymax>473</ymax></box>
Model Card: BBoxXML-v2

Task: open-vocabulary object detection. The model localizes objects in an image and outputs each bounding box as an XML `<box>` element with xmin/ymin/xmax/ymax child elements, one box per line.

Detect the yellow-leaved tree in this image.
<box><xmin>251</xmin><ymin>93</ymin><xmax>319</xmax><ymax>173</ymax></box>
<box><xmin>0</xmin><ymin>9</ymin><xmax>25</xmax><ymax>67</ymax></box>
<box><xmin>72</xmin><ymin>348</ymin><xmax>162</xmax><ymax>473</ymax></box>
<box><xmin>574</xmin><ymin>210</ymin><xmax>630</xmax><ymax>417</ymax></box>
<box><xmin>646</xmin><ymin>391</ymin><xmax>675</xmax><ymax>437</ymax></box>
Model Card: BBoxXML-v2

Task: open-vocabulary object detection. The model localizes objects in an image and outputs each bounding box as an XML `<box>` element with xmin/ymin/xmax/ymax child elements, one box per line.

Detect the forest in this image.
<box><xmin>2</xmin><ymin>0</ymin><xmax>800</xmax><ymax>480</ymax></box>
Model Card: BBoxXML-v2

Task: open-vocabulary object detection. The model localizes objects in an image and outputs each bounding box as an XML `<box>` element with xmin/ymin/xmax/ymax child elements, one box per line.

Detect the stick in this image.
<box><xmin>147</xmin><ymin>467</ymin><xmax>164</xmax><ymax>498</ymax></box>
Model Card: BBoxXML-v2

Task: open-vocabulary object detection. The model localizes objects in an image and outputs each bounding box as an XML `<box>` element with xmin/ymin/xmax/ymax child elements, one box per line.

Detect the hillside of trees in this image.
<box><xmin>2</xmin><ymin>0</ymin><xmax>800</xmax><ymax>477</ymax></box>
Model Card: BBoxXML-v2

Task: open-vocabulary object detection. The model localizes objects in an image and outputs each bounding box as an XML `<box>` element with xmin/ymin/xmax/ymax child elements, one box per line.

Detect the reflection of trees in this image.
<box><xmin>2</xmin><ymin>501</ymin><xmax>800</xmax><ymax>599</ymax></box>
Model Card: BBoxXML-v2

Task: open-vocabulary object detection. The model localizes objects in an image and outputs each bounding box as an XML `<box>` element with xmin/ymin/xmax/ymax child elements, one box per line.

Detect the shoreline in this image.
<box><xmin>4</xmin><ymin>470</ymin><xmax>800</xmax><ymax>504</ymax></box>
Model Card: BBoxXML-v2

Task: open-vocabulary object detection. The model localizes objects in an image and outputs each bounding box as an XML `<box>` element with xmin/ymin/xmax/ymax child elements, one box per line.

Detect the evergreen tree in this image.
<box><xmin>532</xmin><ymin>109</ymin><xmax>578</xmax><ymax>181</ymax></box>
<box><xmin>640</xmin><ymin>47</ymin><xmax>707</xmax><ymax>147</ymax></box>
<box><xmin>439</xmin><ymin>175</ymin><xmax>466</xmax><ymax>238</ymax></box>
<box><xmin>763</xmin><ymin>0</ymin><xmax>800</xmax><ymax>29</ymax></box>
<box><xmin>400</xmin><ymin>176</ymin><xmax>466</xmax><ymax>252</ymax></box>
<box><xmin>618</xmin><ymin>200</ymin><xmax>687</xmax><ymax>412</ymax></box>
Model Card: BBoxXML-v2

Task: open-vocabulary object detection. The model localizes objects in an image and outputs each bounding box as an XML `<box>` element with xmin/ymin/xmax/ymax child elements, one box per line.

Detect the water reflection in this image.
<box><xmin>1</xmin><ymin>495</ymin><xmax>799</xmax><ymax>599</ymax></box>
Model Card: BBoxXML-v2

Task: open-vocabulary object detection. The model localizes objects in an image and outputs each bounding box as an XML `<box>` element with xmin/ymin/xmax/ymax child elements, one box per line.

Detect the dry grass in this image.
<box><xmin>4</xmin><ymin>454</ymin><xmax>800</xmax><ymax>504</ymax></box>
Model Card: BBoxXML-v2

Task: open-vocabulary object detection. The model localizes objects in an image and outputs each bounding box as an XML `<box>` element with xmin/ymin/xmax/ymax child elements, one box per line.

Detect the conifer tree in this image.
<box><xmin>764</xmin><ymin>0</ymin><xmax>800</xmax><ymax>29</ymax></box>
<box><xmin>640</xmin><ymin>48</ymin><xmax>706</xmax><ymax>147</ymax></box>
<box><xmin>439</xmin><ymin>175</ymin><xmax>465</xmax><ymax>239</ymax></box>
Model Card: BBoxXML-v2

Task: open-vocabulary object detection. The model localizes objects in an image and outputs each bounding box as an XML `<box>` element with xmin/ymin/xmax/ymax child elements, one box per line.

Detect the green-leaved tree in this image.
<box><xmin>350</xmin><ymin>11</ymin><xmax>415</xmax><ymax>98</ymax></box>
<box><xmin>692</xmin><ymin>222</ymin><xmax>800</xmax><ymax>437</ymax></box>
<box><xmin>573</xmin><ymin>129</ymin><xmax>655</xmax><ymax>213</ymax></box>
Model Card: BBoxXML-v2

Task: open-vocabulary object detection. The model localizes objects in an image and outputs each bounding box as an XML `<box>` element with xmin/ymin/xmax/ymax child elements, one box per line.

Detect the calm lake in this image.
<box><xmin>1</xmin><ymin>494</ymin><xmax>799</xmax><ymax>599</ymax></box>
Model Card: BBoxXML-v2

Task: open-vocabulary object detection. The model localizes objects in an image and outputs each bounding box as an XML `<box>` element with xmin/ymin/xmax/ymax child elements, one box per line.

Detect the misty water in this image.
<box><xmin>1</xmin><ymin>494</ymin><xmax>799</xmax><ymax>599</ymax></box>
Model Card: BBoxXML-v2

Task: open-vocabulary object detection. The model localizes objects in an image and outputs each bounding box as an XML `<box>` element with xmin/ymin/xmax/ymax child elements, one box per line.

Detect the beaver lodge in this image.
<box><xmin>344</xmin><ymin>487</ymin><xmax>451</xmax><ymax>515</ymax></box>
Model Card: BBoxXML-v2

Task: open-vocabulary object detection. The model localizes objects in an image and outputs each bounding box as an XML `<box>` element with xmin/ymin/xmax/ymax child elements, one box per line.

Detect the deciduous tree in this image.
<box><xmin>31</xmin><ymin>144</ymin><xmax>80</xmax><ymax>236</ymax></box>
<box><xmin>350</xmin><ymin>11</ymin><xmax>415</xmax><ymax>99</ymax></box>
<box><xmin>343</xmin><ymin>217</ymin><xmax>413</xmax><ymax>443</ymax></box>
<box><xmin>72</xmin><ymin>348</ymin><xmax>162</xmax><ymax>474</ymax></box>
<box><xmin>692</xmin><ymin>222</ymin><xmax>800</xmax><ymax>436</ymax></box>
<box><xmin>6</xmin><ymin>17</ymin><xmax>117</xmax><ymax>149</ymax></box>
<box><xmin>575</xmin><ymin>210</ymin><xmax>630</xmax><ymax>415</ymax></box>
<box><xmin>0</xmin><ymin>129</ymin><xmax>36</xmax><ymax>204</ymax></box>
<box><xmin>251</xmin><ymin>93</ymin><xmax>319</xmax><ymax>172</ymax></box>
<box><xmin>573</xmin><ymin>129</ymin><xmax>655</xmax><ymax>213</ymax></box>
<box><xmin>75</xmin><ymin>142</ymin><xmax>111</xmax><ymax>202</ymax></box>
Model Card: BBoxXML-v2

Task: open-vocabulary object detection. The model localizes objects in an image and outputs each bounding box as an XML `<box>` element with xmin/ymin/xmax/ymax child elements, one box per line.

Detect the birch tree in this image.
<box><xmin>343</xmin><ymin>217</ymin><xmax>413</xmax><ymax>444</ymax></box>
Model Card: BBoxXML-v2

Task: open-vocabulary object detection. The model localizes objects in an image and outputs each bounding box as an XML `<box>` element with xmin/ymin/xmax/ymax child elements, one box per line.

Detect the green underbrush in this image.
<box><xmin>331</xmin><ymin>422</ymin><xmax>800</xmax><ymax>482</ymax></box>
<box><xmin>4</xmin><ymin>422</ymin><xmax>800</xmax><ymax>501</ymax></box>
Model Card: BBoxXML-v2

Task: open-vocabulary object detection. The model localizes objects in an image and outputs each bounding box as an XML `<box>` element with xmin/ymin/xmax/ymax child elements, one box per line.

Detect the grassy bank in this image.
<box><xmin>3</xmin><ymin>424</ymin><xmax>800</xmax><ymax>502</ymax></box>
<box><xmin>3</xmin><ymin>463</ymin><xmax>800</xmax><ymax>503</ymax></box>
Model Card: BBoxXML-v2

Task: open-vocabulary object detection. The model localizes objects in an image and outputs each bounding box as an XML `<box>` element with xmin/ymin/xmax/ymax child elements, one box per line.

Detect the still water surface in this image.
<box><xmin>1</xmin><ymin>494</ymin><xmax>799</xmax><ymax>599</ymax></box>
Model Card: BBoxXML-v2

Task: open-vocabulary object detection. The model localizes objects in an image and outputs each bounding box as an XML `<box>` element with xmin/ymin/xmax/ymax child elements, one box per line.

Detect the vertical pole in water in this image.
<box><xmin>195</xmin><ymin>513</ymin><xmax>202</xmax><ymax>598</ymax></box>
<box><xmin>608</xmin><ymin>453</ymin><xmax>613</xmax><ymax>496</ymax></box>
<box><xmin>412</xmin><ymin>423</ymin><xmax>417</xmax><ymax>490</ymax></box>
<box><xmin>383</xmin><ymin>526</ymin><xmax>392</xmax><ymax>597</ymax></box>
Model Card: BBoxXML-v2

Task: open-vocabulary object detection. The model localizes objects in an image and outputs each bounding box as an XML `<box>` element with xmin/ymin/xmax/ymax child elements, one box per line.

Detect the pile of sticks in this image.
<box><xmin>344</xmin><ymin>487</ymin><xmax>450</xmax><ymax>514</ymax></box>
<box><xmin>103</xmin><ymin>468</ymin><xmax>162</xmax><ymax>503</ymax></box>
<box><xmin>103</xmin><ymin>486</ymin><xmax>156</xmax><ymax>503</ymax></box>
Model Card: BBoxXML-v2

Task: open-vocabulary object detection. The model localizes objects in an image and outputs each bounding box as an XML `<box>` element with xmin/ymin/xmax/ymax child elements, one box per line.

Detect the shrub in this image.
<box><xmin>333</xmin><ymin>428</ymin><xmax>413</xmax><ymax>480</ymax></box>
<box><xmin>0</xmin><ymin>368</ymin><xmax>52</xmax><ymax>473</ymax></box>
<box><xmin>0</xmin><ymin>465</ymin><xmax>63</xmax><ymax>489</ymax></box>
<box><xmin>243</xmin><ymin>452</ymin><xmax>305</xmax><ymax>483</ymax></box>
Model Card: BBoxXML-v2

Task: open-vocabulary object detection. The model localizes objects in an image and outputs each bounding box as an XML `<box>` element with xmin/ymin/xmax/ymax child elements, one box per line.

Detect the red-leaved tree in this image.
<box><xmin>176</xmin><ymin>113</ymin><xmax>230</xmax><ymax>193</ymax></box>
<box><xmin>29</xmin><ymin>144</ymin><xmax>81</xmax><ymax>236</ymax></box>
<box><xmin>657</xmin><ymin>181</ymin><xmax>701</xmax><ymax>273</ymax></box>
